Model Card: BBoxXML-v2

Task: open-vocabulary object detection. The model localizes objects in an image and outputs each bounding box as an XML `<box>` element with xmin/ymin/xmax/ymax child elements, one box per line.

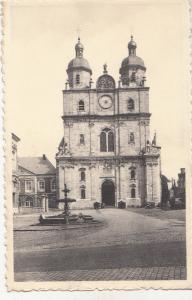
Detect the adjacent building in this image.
<box><xmin>56</xmin><ymin>36</ymin><xmax>161</xmax><ymax>208</ymax></box>
<box><xmin>169</xmin><ymin>168</ymin><xmax>185</xmax><ymax>208</ymax></box>
<box><xmin>17</xmin><ymin>155</ymin><xmax>57</xmax><ymax>213</ymax></box>
<box><xmin>177</xmin><ymin>168</ymin><xmax>186</xmax><ymax>204</ymax></box>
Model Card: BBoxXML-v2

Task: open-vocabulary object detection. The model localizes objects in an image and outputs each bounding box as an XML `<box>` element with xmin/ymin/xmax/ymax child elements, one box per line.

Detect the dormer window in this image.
<box><xmin>128</xmin><ymin>98</ymin><xmax>134</xmax><ymax>110</ymax></box>
<box><xmin>78</xmin><ymin>100</ymin><xmax>84</xmax><ymax>111</ymax></box>
<box><xmin>76</xmin><ymin>74</ymin><xmax>80</xmax><ymax>84</ymax></box>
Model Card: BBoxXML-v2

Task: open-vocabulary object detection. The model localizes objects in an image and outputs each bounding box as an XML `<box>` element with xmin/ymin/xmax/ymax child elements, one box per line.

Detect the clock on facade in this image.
<box><xmin>98</xmin><ymin>95</ymin><xmax>113</xmax><ymax>109</ymax></box>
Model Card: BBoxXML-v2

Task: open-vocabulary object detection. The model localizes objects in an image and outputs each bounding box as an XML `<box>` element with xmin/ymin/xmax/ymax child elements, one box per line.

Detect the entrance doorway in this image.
<box><xmin>101</xmin><ymin>180</ymin><xmax>115</xmax><ymax>206</ymax></box>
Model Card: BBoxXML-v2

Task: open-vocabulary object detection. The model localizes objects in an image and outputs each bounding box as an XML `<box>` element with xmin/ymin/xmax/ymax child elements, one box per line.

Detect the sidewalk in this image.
<box><xmin>15</xmin><ymin>266</ymin><xmax>186</xmax><ymax>281</ymax></box>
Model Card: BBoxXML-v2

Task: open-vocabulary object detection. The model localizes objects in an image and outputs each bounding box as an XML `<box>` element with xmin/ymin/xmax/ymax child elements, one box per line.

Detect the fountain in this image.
<box><xmin>39</xmin><ymin>184</ymin><xmax>94</xmax><ymax>225</ymax></box>
<box><xmin>57</xmin><ymin>184</ymin><xmax>77</xmax><ymax>224</ymax></box>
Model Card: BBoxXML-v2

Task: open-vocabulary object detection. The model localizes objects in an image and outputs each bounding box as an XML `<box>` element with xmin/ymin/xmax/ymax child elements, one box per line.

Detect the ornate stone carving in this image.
<box><xmin>88</xmin><ymin>122</ymin><xmax>95</xmax><ymax>128</ymax></box>
<box><xmin>129</xmin><ymin>163</ymin><xmax>137</xmax><ymax>169</ymax></box>
<box><xmin>56</xmin><ymin>137</ymin><xmax>70</xmax><ymax>157</ymax></box>
<box><xmin>118</xmin><ymin>122</ymin><xmax>125</xmax><ymax>127</ymax></box>
<box><xmin>65</xmin><ymin>164</ymin><xmax>74</xmax><ymax>169</ymax></box>
<box><xmin>138</xmin><ymin>120</ymin><xmax>150</xmax><ymax>126</ymax></box>
<box><xmin>65</xmin><ymin>122</ymin><xmax>73</xmax><ymax>128</ymax></box>
<box><xmin>89</xmin><ymin>163</ymin><xmax>96</xmax><ymax>169</ymax></box>
<box><xmin>119</xmin><ymin>162</ymin><xmax>125</xmax><ymax>167</ymax></box>
<box><xmin>103</xmin><ymin>160</ymin><xmax>113</xmax><ymax>170</ymax></box>
<box><xmin>141</xmin><ymin>141</ymin><xmax>160</xmax><ymax>155</ymax></box>
<box><xmin>96</xmin><ymin>74</ymin><xmax>116</xmax><ymax>89</ymax></box>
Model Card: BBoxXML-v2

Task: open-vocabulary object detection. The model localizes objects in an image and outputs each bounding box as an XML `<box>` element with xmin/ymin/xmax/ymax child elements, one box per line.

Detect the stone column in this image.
<box><xmin>42</xmin><ymin>195</ymin><xmax>46</xmax><ymax>212</ymax></box>
<box><xmin>59</xmin><ymin>166</ymin><xmax>65</xmax><ymax>200</ymax></box>
<box><xmin>145</xmin><ymin>161</ymin><xmax>160</xmax><ymax>205</ymax></box>
<box><xmin>89</xmin><ymin>123</ymin><xmax>94</xmax><ymax>156</ymax></box>
<box><xmin>45</xmin><ymin>195</ymin><xmax>49</xmax><ymax>213</ymax></box>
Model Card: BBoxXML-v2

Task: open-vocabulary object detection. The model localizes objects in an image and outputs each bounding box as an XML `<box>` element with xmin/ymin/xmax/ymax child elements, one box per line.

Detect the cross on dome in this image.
<box><xmin>103</xmin><ymin>63</ymin><xmax>108</xmax><ymax>74</ymax></box>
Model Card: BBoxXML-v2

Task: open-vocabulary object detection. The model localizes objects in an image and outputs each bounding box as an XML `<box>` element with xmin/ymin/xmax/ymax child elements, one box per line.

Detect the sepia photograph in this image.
<box><xmin>4</xmin><ymin>0</ymin><xmax>191</xmax><ymax>290</ymax></box>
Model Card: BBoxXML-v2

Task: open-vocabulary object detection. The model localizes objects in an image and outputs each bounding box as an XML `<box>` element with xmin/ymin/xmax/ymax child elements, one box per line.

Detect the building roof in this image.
<box><xmin>67</xmin><ymin>57</ymin><xmax>92</xmax><ymax>74</ymax></box>
<box><xmin>18</xmin><ymin>155</ymin><xmax>56</xmax><ymax>175</ymax></box>
<box><xmin>121</xmin><ymin>55</ymin><xmax>145</xmax><ymax>69</ymax></box>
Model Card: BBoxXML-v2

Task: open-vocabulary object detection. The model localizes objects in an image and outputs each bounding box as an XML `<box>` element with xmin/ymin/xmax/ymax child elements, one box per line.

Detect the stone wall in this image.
<box><xmin>57</xmin><ymin>86</ymin><xmax>161</xmax><ymax>209</ymax></box>
<box><xmin>63</xmin><ymin>88</ymin><xmax>149</xmax><ymax>116</ymax></box>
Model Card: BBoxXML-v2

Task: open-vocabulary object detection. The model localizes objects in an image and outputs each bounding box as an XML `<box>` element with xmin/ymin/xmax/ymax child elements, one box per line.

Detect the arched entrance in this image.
<box><xmin>101</xmin><ymin>180</ymin><xmax>115</xmax><ymax>206</ymax></box>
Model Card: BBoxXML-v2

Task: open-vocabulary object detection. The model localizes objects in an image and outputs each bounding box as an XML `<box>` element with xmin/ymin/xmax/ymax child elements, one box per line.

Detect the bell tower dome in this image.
<box><xmin>67</xmin><ymin>37</ymin><xmax>92</xmax><ymax>89</ymax></box>
<box><xmin>119</xmin><ymin>36</ymin><xmax>146</xmax><ymax>87</ymax></box>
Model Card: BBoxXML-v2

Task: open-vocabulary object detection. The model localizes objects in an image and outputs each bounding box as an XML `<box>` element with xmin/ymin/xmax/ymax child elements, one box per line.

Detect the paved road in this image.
<box><xmin>14</xmin><ymin>208</ymin><xmax>186</xmax><ymax>281</ymax></box>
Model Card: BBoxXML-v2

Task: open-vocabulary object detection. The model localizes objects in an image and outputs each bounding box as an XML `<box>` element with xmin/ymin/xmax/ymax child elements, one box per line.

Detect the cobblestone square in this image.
<box><xmin>14</xmin><ymin>208</ymin><xmax>186</xmax><ymax>281</ymax></box>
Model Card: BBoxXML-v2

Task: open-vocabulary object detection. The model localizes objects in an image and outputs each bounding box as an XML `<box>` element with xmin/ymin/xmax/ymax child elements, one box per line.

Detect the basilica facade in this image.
<box><xmin>56</xmin><ymin>36</ymin><xmax>161</xmax><ymax>208</ymax></box>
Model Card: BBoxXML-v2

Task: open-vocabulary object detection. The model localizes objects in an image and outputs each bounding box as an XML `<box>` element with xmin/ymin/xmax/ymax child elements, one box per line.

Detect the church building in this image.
<box><xmin>56</xmin><ymin>36</ymin><xmax>161</xmax><ymax>208</ymax></box>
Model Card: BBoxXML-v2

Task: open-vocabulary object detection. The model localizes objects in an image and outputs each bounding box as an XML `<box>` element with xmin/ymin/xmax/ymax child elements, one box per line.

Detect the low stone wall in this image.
<box><xmin>17</xmin><ymin>206</ymin><xmax>44</xmax><ymax>214</ymax></box>
<box><xmin>70</xmin><ymin>199</ymin><xmax>94</xmax><ymax>209</ymax></box>
<box><xmin>59</xmin><ymin>198</ymin><xmax>143</xmax><ymax>209</ymax></box>
<box><xmin>118</xmin><ymin>198</ymin><xmax>141</xmax><ymax>208</ymax></box>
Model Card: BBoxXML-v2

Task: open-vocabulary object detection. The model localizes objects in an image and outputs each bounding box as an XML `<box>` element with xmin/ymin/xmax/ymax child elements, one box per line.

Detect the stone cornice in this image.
<box><xmin>62</xmin><ymin>113</ymin><xmax>151</xmax><ymax>122</ymax></box>
<box><xmin>19</xmin><ymin>173</ymin><xmax>56</xmax><ymax>178</ymax></box>
<box><xmin>56</xmin><ymin>154</ymin><xmax>160</xmax><ymax>162</ymax></box>
<box><xmin>63</xmin><ymin>86</ymin><xmax>150</xmax><ymax>94</ymax></box>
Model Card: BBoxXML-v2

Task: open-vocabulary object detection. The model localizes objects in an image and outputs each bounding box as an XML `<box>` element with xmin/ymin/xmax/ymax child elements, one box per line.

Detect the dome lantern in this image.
<box><xmin>75</xmin><ymin>37</ymin><xmax>84</xmax><ymax>58</ymax></box>
<box><xmin>66</xmin><ymin>37</ymin><xmax>92</xmax><ymax>89</ymax></box>
<box><xmin>128</xmin><ymin>35</ymin><xmax>137</xmax><ymax>56</ymax></box>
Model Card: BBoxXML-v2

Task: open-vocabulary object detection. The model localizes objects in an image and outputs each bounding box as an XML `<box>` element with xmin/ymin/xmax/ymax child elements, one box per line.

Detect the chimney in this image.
<box><xmin>43</xmin><ymin>154</ymin><xmax>46</xmax><ymax>160</ymax></box>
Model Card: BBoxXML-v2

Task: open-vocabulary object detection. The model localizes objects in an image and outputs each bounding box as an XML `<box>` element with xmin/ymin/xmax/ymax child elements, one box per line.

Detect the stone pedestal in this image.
<box><xmin>42</xmin><ymin>195</ymin><xmax>49</xmax><ymax>212</ymax></box>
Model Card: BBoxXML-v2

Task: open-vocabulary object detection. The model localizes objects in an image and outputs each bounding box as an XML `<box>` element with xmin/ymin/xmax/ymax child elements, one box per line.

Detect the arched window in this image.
<box><xmin>80</xmin><ymin>171</ymin><xmax>85</xmax><ymax>181</ymax></box>
<box><xmin>80</xmin><ymin>186</ymin><xmax>86</xmax><ymax>199</ymax></box>
<box><xmin>78</xmin><ymin>100</ymin><xmax>84</xmax><ymax>111</ymax></box>
<box><xmin>131</xmin><ymin>188</ymin><xmax>136</xmax><ymax>198</ymax></box>
<box><xmin>100</xmin><ymin>131</ymin><xmax>107</xmax><ymax>152</ymax></box>
<box><xmin>51</xmin><ymin>179</ymin><xmax>56</xmax><ymax>191</ymax></box>
<box><xmin>128</xmin><ymin>98</ymin><xmax>134</xmax><ymax>110</ymax></box>
<box><xmin>108</xmin><ymin>131</ymin><xmax>114</xmax><ymax>151</ymax></box>
<box><xmin>129</xmin><ymin>132</ymin><xmax>135</xmax><ymax>143</ymax></box>
<box><xmin>76</xmin><ymin>74</ymin><xmax>80</xmax><ymax>84</ymax></box>
<box><xmin>130</xmin><ymin>71</ymin><xmax>136</xmax><ymax>82</ymax></box>
<box><xmin>100</xmin><ymin>128</ymin><xmax>114</xmax><ymax>152</ymax></box>
<box><xmin>80</xmin><ymin>134</ymin><xmax>85</xmax><ymax>144</ymax></box>
<box><xmin>131</xmin><ymin>169</ymin><xmax>135</xmax><ymax>180</ymax></box>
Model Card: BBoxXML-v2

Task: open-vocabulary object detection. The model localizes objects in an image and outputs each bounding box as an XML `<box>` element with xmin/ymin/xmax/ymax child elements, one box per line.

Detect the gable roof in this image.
<box><xmin>18</xmin><ymin>156</ymin><xmax>56</xmax><ymax>175</ymax></box>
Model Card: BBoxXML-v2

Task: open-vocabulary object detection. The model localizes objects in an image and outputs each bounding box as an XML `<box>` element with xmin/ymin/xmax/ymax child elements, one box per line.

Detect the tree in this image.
<box><xmin>161</xmin><ymin>175</ymin><xmax>170</xmax><ymax>207</ymax></box>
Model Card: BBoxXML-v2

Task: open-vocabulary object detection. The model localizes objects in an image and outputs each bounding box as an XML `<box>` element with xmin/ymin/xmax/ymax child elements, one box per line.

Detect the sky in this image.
<box><xmin>5</xmin><ymin>0</ymin><xmax>189</xmax><ymax>179</ymax></box>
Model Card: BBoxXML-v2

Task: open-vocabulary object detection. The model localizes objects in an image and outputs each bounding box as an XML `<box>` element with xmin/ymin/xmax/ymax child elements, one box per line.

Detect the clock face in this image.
<box><xmin>99</xmin><ymin>95</ymin><xmax>112</xmax><ymax>109</ymax></box>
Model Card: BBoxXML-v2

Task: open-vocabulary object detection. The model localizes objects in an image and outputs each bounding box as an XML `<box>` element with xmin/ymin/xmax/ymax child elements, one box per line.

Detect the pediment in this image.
<box><xmin>18</xmin><ymin>165</ymin><xmax>35</xmax><ymax>175</ymax></box>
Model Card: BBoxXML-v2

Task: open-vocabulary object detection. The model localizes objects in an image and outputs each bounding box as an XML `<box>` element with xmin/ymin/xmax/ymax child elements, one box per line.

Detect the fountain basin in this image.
<box><xmin>39</xmin><ymin>213</ymin><xmax>94</xmax><ymax>225</ymax></box>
